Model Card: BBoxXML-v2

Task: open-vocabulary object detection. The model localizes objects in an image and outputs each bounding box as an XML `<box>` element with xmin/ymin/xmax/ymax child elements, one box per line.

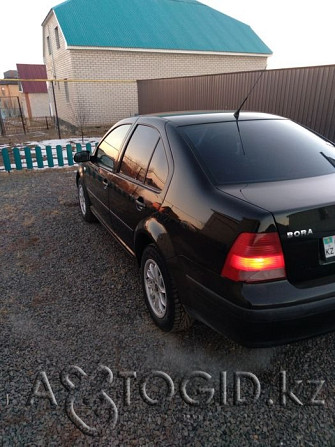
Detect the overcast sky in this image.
<box><xmin>1</xmin><ymin>0</ymin><xmax>334</xmax><ymax>77</ymax></box>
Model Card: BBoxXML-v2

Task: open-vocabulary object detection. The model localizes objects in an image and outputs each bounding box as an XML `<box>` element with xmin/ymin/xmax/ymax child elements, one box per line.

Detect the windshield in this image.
<box><xmin>179</xmin><ymin>119</ymin><xmax>335</xmax><ymax>184</ymax></box>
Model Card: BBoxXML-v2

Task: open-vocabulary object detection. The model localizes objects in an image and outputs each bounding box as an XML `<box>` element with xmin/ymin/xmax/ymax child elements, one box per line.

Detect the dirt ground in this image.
<box><xmin>2</xmin><ymin>169</ymin><xmax>335</xmax><ymax>446</ymax></box>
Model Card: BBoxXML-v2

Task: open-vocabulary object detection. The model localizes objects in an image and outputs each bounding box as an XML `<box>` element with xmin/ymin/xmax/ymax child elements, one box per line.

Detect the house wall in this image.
<box><xmin>19</xmin><ymin>93</ymin><xmax>29</xmax><ymax>118</ymax></box>
<box><xmin>43</xmin><ymin>12</ymin><xmax>75</xmax><ymax>124</ymax></box>
<box><xmin>43</xmin><ymin>11</ymin><xmax>268</xmax><ymax>127</ymax></box>
<box><xmin>0</xmin><ymin>84</ymin><xmax>20</xmax><ymax>97</ymax></box>
<box><xmin>21</xmin><ymin>93</ymin><xmax>51</xmax><ymax>118</ymax></box>
<box><xmin>0</xmin><ymin>84</ymin><xmax>21</xmax><ymax>119</ymax></box>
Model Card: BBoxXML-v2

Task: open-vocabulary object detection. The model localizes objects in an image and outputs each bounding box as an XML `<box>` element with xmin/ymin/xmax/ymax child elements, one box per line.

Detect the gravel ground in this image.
<box><xmin>1</xmin><ymin>168</ymin><xmax>335</xmax><ymax>446</ymax></box>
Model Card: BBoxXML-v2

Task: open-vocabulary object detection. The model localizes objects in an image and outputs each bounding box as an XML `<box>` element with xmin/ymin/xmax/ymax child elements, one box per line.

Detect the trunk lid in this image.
<box><xmin>220</xmin><ymin>174</ymin><xmax>335</xmax><ymax>285</ymax></box>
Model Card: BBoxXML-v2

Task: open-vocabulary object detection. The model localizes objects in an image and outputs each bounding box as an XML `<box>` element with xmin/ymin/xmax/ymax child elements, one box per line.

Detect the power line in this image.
<box><xmin>0</xmin><ymin>78</ymin><xmax>136</xmax><ymax>83</ymax></box>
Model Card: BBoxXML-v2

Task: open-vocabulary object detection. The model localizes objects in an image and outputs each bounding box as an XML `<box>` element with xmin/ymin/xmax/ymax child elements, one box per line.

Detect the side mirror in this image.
<box><xmin>74</xmin><ymin>151</ymin><xmax>91</xmax><ymax>163</ymax></box>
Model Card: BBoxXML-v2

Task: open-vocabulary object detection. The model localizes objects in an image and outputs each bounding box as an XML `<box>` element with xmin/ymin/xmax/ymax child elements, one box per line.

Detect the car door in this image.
<box><xmin>85</xmin><ymin>124</ymin><xmax>132</xmax><ymax>225</ymax></box>
<box><xmin>108</xmin><ymin>124</ymin><xmax>169</xmax><ymax>250</ymax></box>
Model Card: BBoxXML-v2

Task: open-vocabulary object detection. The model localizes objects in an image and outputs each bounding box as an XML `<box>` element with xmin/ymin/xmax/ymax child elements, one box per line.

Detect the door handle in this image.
<box><xmin>102</xmin><ymin>179</ymin><xmax>109</xmax><ymax>189</ymax></box>
<box><xmin>135</xmin><ymin>197</ymin><xmax>146</xmax><ymax>211</ymax></box>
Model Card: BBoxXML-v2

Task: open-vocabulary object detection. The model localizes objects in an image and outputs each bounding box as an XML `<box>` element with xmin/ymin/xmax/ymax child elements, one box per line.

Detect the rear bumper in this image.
<box><xmin>185</xmin><ymin>276</ymin><xmax>335</xmax><ymax>347</ymax></box>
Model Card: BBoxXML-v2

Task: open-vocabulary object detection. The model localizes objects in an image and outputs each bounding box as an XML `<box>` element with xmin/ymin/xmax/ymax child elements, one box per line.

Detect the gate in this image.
<box><xmin>0</xmin><ymin>96</ymin><xmax>26</xmax><ymax>135</ymax></box>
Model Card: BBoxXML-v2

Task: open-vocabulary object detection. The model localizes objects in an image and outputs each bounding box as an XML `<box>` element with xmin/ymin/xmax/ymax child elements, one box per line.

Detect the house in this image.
<box><xmin>0</xmin><ymin>70</ymin><xmax>19</xmax><ymax>97</ymax></box>
<box><xmin>16</xmin><ymin>64</ymin><xmax>50</xmax><ymax>119</ymax></box>
<box><xmin>0</xmin><ymin>71</ymin><xmax>20</xmax><ymax>119</ymax></box>
<box><xmin>42</xmin><ymin>0</ymin><xmax>272</xmax><ymax>128</ymax></box>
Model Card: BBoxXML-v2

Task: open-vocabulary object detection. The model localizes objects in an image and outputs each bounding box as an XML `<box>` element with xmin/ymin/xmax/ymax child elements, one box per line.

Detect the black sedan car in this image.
<box><xmin>74</xmin><ymin>112</ymin><xmax>335</xmax><ymax>346</ymax></box>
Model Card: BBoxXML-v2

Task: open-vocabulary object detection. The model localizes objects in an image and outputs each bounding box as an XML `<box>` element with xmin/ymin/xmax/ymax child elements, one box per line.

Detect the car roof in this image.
<box><xmin>144</xmin><ymin>111</ymin><xmax>286</xmax><ymax>126</ymax></box>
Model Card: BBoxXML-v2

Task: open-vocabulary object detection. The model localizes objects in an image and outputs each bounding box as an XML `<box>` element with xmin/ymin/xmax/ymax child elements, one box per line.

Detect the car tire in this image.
<box><xmin>78</xmin><ymin>178</ymin><xmax>97</xmax><ymax>223</ymax></box>
<box><xmin>141</xmin><ymin>245</ymin><xmax>193</xmax><ymax>332</ymax></box>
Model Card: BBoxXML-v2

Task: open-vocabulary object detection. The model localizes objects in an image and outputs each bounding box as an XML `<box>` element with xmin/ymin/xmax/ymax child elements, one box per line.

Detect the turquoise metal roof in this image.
<box><xmin>53</xmin><ymin>0</ymin><xmax>272</xmax><ymax>55</ymax></box>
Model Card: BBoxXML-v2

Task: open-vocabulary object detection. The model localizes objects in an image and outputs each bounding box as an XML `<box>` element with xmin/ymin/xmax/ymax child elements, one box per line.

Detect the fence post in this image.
<box><xmin>24</xmin><ymin>147</ymin><xmax>33</xmax><ymax>169</ymax></box>
<box><xmin>13</xmin><ymin>148</ymin><xmax>23</xmax><ymax>170</ymax></box>
<box><xmin>35</xmin><ymin>146</ymin><xmax>44</xmax><ymax>168</ymax></box>
<box><xmin>56</xmin><ymin>145</ymin><xmax>64</xmax><ymax>166</ymax></box>
<box><xmin>1</xmin><ymin>148</ymin><xmax>11</xmax><ymax>172</ymax></box>
<box><xmin>66</xmin><ymin>144</ymin><xmax>74</xmax><ymax>166</ymax></box>
<box><xmin>46</xmin><ymin>146</ymin><xmax>54</xmax><ymax>167</ymax></box>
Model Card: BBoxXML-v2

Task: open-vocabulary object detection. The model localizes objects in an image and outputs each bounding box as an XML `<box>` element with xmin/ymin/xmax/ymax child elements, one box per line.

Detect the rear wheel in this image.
<box><xmin>78</xmin><ymin>178</ymin><xmax>97</xmax><ymax>223</ymax></box>
<box><xmin>141</xmin><ymin>245</ymin><xmax>193</xmax><ymax>332</ymax></box>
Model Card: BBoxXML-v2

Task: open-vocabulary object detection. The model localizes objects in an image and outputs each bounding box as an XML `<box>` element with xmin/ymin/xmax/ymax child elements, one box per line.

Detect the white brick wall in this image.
<box><xmin>43</xmin><ymin>13</ymin><xmax>76</xmax><ymax>124</ymax></box>
<box><xmin>43</xmin><ymin>12</ymin><xmax>268</xmax><ymax>127</ymax></box>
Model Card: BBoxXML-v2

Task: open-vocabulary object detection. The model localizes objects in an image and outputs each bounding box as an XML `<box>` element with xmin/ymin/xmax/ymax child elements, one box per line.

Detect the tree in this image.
<box><xmin>70</xmin><ymin>101</ymin><xmax>90</xmax><ymax>144</ymax></box>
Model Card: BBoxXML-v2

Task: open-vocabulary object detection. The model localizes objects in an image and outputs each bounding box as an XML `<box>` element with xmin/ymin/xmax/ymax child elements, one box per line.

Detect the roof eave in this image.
<box><xmin>66</xmin><ymin>45</ymin><xmax>272</xmax><ymax>57</ymax></box>
<box><xmin>41</xmin><ymin>8</ymin><xmax>54</xmax><ymax>27</ymax></box>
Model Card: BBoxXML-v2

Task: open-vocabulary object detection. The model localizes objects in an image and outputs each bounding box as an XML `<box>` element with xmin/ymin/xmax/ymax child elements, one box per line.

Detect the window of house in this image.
<box><xmin>55</xmin><ymin>27</ymin><xmax>60</xmax><ymax>49</ymax></box>
<box><xmin>47</xmin><ymin>36</ymin><xmax>51</xmax><ymax>55</ymax></box>
<box><xmin>120</xmin><ymin>125</ymin><xmax>160</xmax><ymax>182</ymax></box>
<box><xmin>64</xmin><ymin>79</ymin><xmax>70</xmax><ymax>102</ymax></box>
<box><xmin>96</xmin><ymin>124</ymin><xmax>132</xmax><ymax>169</ymax></box>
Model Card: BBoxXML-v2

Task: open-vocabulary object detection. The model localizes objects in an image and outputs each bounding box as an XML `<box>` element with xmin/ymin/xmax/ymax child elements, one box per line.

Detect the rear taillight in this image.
<box><xmin>222</xmin><ymin>232</ymin><xmax>286</xmax><ymax>283</ymax></box>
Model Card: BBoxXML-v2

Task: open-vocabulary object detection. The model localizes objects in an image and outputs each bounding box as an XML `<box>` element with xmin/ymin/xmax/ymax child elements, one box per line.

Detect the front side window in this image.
<box><xmin>120</xmin><ymin>125</ymin><xmax>160</xmax><ymax>182</ymax></box>
<box><xmin>96</xmin><ymin>124</ymin><xmax>131</xmax><ymax>169</ymax></box>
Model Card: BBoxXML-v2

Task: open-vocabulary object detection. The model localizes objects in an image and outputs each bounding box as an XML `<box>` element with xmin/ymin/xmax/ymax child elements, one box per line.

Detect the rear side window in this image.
<box><xmin>145</xmin><ymin>140</ymin><xmax>169</xmax><ymax>190</ymax></box>
<box><xmin>97</xmin><ymin>124</ymin><xmax>131</xmax><ymax>169</ymax></box>
<box><xmin>179</xmin><ymin>120</ymin><xmax>335</xmax><ymax>184</ymax></box>
<box><xmin>120</xmin><ymin>125</ymin><xmax>160</xmax><ymax>182</ymax></box>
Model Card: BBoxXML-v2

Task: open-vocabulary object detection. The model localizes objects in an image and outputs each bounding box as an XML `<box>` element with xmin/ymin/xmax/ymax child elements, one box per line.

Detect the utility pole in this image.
<box><xmin>17</xmin><ymin>97</ymin><xmax>26</xmax><ymax>135</ymax></box>
<box><xmin>51</xmin><ymin>80</ymin><xmax>61</xmax><ymax>139</ymax></box>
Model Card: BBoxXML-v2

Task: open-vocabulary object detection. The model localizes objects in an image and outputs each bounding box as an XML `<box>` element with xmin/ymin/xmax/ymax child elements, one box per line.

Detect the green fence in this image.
<box><xmin>0</xmin><ymin>143</ymin><xmax>95</xmax><ymax>172</ymax></box>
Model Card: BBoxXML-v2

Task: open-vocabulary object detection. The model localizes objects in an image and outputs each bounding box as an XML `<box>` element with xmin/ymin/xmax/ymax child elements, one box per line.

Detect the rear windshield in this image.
<box><xmin>178</xmin><ymin>119</ymin><xmax>335</xmax><ymax>184</ymax></box>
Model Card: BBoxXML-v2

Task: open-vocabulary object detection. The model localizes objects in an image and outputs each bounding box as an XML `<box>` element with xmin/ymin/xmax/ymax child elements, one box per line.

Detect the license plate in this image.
<box><xmin>323</xmin><ymin>236</ymin><xmax>335</xmax><ymax>259</ymax></box>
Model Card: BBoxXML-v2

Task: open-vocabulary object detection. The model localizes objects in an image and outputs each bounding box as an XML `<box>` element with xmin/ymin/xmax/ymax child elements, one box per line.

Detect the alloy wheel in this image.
<box><xmin>144</xmin><ymin>258</ymin><xmax>167</xmax><ymax>318</ymax></box>
<box><xmin>78</xmin><ymin>184</ymin><xmax>87</xmax><ymax>216</ymax></box>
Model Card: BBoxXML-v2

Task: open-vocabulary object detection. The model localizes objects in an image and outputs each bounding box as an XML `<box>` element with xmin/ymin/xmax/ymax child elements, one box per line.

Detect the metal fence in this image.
<box><xmin>137</xmin><ymin>64</ymin><xmax>335</xmax><ymax>142</ymax></box>
<box><xmin>0</xmin><ymin>95</ymin><xmax>55</xmax><ymax>136</ymax></box>
<box><xmin>0</xmin><ymin>96</ymin><xmax>25</xmax><ymax>135</ymax></box>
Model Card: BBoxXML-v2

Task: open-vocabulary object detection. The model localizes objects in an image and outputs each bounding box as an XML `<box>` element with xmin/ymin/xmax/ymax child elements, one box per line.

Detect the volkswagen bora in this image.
<box><xmin>74</xmin><ymin>112</ymin><xmax>335</xmax><ymax>346</ymax></box>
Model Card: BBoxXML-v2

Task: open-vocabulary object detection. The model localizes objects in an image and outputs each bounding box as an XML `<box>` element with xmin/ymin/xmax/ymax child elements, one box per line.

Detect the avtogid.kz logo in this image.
<box><xmin>25</xmin><ymin>365</ymin><xmax>326</xmax><ymax>437</ymax></box>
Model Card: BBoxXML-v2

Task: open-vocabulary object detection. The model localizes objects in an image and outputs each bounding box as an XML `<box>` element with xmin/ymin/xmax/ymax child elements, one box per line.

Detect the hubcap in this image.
<box><xmin>144</xmin><ymin>259</ymin><xmax>167</xmax><ymax>318</ymax></box>
<box><xmin>79</xmin><ymin>185</ymin><xmax>87</xmax><ymax>216</ymax></box>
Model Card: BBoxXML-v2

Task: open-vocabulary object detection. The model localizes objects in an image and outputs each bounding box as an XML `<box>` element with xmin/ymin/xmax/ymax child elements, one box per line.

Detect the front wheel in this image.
<box><xmin>141</xmin><ymin>245</ymin><xmax>193</xmax><ymax>332</ymax></box>
<box><xmin>78</xmin><ymin>178</ymin><xmax>97</xmax><ymax>223</ymax></box>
